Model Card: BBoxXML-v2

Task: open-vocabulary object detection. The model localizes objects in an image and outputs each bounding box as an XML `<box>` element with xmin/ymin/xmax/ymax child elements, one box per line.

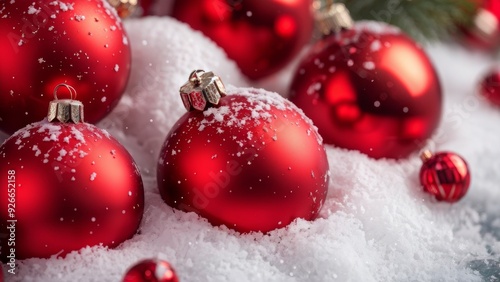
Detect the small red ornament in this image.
<box><xmin>157</xmin><ymin>70</ymin><xmax>329</xmax><ymax>233</ymax></box>
<box><xmin>419</xmin><ymin>151</ymin><xmax>471</xmax><ymax>203</ymax></box>
<box><xmin>0</xmin><ymin>0</ymin><xmax>131</xmax><ymax>134</ymax></box>
<box><xmin>479</xmin><ymin>67</ymin><xmax>500</xmax><ymax>107</ymax></box>
<box><xmin>0</xmin><ymin>84</ymin><xmax>144</xmax><ymax>261</ymax></box>
<box><xmin>289</xmin><ymin>4</ymin><xmax>442</xmax><ymax>159</ymax></box>
<box><xmin>171</xmin><ymin>0</ymin><xmax>314</xmax><ymax>80</ymax></box>
<box><xmin>123</xmin><ymin>259</ymin><xmax>179</xmax><ymax>282</ymax></box>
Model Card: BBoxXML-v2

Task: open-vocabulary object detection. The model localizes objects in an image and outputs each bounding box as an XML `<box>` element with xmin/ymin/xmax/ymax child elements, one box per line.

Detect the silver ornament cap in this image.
<box><xmin>180</xmin><ymin>70</ymin><xmax>227</xmax><ymax>112</ymax></box>
<box><xmin>47</xmin><ymin>83</ymin><xmax>84</xmax><ymax>123</ymax></box>
<box><xmin>315</xmin><ymin>3</ymin><xmax>354</xmax><ymax>36</ymax></box>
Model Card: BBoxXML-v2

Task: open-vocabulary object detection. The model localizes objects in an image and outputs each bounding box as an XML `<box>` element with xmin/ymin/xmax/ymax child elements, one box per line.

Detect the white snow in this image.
<box><xmin>0</xmin><ymin>17</ymin><xmax>499</xmax><ymax>282</ymax></box>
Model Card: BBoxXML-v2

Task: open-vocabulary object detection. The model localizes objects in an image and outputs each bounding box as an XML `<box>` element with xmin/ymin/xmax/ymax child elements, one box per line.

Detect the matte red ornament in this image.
<box><xmin>289</xmin><ymin>16</ymin><xmax>442</xmax><ymax>159</ymax></box>
<box><xmin>0</xmin><ymin>85</ymin><xmax>144</xmax><ymax>261</ymax></box>
<box><xmin>479</xmin><ymin>67</ymin><xmax>500</xmax><ymax>107</ymax></box>
<box><xmin>419</xmin><ymin>151</ymin><xmax>471</xmax><ymax>203</ymax></box>
<box><xmin>171</xmin><ymin>0</ymin><xmax>314</xmax><ymax>80</ymax></box>
<box><xmin>157</xmin><ymin>71</ymin><xmax>329</xmax><ymax>233</ymax></box>
<box><xmin>123</xmin><ymin>259</ymin><xmax>179</xmax><ymax>282</ymax></box>
<box><xmin>0</xmin><ymin>0</ymin><xmax>131</xmax><ymax>134</ymax></box>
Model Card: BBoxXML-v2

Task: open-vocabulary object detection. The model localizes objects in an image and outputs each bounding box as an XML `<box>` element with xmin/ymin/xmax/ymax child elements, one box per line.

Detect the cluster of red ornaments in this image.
<box><xmin>0</xmin><ymin>0</ymin><xmax>483</xmax><ymax>281</ymax></box>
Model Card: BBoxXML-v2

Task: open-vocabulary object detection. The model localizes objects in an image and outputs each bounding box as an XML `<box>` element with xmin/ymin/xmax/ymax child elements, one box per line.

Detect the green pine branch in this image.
<box><xmin>332</xmin><ymin>0</ymin><xmax>476</xmax><ymax>42</ymax></box>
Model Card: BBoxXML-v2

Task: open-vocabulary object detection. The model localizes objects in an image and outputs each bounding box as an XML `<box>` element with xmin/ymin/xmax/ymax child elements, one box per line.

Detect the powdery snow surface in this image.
<box><xmin>1</xmin><ymin>17</ymin><xmax>500</xmax><ymax>281</ymax></box>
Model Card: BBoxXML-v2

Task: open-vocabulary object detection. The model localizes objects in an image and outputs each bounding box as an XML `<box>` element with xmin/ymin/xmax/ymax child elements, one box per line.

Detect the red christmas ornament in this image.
<box><xmin>461</xmin><ymin>0</ymin><xmax>500</xmax><ymax>50</ymax></box>
<box><xmin>171</xmin><ymin>0</ymin><xmax>314</xmax><ymax>80</ymax></box>
<box><xmin>123</xmin><ymin>259</ymin><xmax>179</xmax><ymax>282</ymax></box>
<box><xmin>157</xmin><ymin>70</ymin><xmax>329</xmax><ymax>233</ymax></box>
<box><xmin>289</xmin><ymin>4</ymin><xmax>442</xmax><ymax>159</ymax></box>
<box><xmin>0</xmin><ymin>84</ymin><xmax>144</xmax><ymax>261</ymax></box>
<box><xmin>479</xmin><ymin>67</ymin><xmax>500</xmax><ymax>107</ymax></box>
<box><xmin>419</xmin><ymin>151</ymin><xmax>471</xmax><ymax>203</ymax></box>
<box><xmin>0</xmin><ymin>0</ymin><xmax>131</xmax><ymax>134</ymax></box>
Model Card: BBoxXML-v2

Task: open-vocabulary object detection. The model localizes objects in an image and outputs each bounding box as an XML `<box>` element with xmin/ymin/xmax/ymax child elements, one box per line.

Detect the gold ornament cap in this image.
<box><xmin>47</xmin><ymin>84</ymin><xmax>84</xmax><ymax>123</ymax></box>
<box><xmin>180</xmin><ymin>70</ymin><xmax>227</xmax><ymax>112</ymax></box>
<box><xmin>315</xmin><ymin>2</ymin><xmax>354</xmax><ymax>36</ymax></box>
<box><xmin>420</xmin><ymin>150</ymin><xmax>434</xmax><ymax>162</ymax></box>
<box><xmin>108</xmin><ymin>0</ymin><xmax>138</xmax><ymax>18</ymax></box>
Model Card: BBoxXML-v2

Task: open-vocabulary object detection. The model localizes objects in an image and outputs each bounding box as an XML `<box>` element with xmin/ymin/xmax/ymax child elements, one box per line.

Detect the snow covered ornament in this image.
<box><xmin>289</xmin><ymin>4</ymin><xmax>442</xmax><ymax>159</ymax></box>
<box><xmin>0</xmin><ymin>0</ymin><xmax>131</xmax><ymax>134</ymax></box>
<box><xmin>0</xmin><ymin>84</ymin><xmax>144</xmax><ymax>261</ymax></box>
<box><xmin>157</xmin><ymin>71</ymin><xmax>330</xmax><ymax>233</ymax></box>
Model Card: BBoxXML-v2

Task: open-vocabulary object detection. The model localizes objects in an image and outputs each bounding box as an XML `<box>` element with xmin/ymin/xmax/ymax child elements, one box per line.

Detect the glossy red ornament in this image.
<box><xmin>157</xmin><ymin>86</ymin><xmax>329</xmax><ymax>233</ymax></box>
<box><xmin>123</xmin><ymin>259</ymin><xmax>179</xmax><ymax>282</ymax></box>
<box><xmin>419</xmin><ymin>151</ymin><xmax>471</xmax><ymax>203</ymax></box>
<box><xmin>461</xmin><ymin>0</ymin><xmax>500</xmax><ymax>50</ymax></box>
<box><xmin>479</xmin><ymin>67</ymin><xmax>500</xmax><ymax>106</ymax></box>
<box><xmin>171</xmin><ymin>0</ymin><xmax>314</xmax><ymax>80</ymax></box>
<box><xmin>289</xmin><ymin>21</ymin><xmax>442</xmax><ymax>159</ymax></box>
<box><xmin>0</xmin><ymin>88</ymin><xmax>144</xmax><ymax>261</ymax></box>
<box><xmin>0</xmin><ymin>0</ymin><xmax>131</xmax><ymax>134</ymax></box>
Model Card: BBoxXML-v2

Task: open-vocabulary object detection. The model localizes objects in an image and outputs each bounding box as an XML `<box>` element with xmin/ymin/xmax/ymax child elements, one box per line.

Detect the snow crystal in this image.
<box><xmin>370</xmin><ymin>40</ymin><xmax>382</xmax><ymax>52</ymax></box>
<box><xmin>90</xmin><ymin>172</ymin><xmax>97</xmax><ymax>181</ymax></box>
<box><xmin>70</xmin><ymin>127</ymin><xmax>86</xmax><ymax>143</ymax></box>
<box><xmin>27</xmin><ymin>5</ymin><xmax>40</xmax><ymax>15</ymax></box>
<box><xmin>74</xmin><ymin>14</ymin><xmax>85</xmax><ymax>22</ymax></box>
<box><xmin>1</xmin><ymin>18</ymin><xmax>500</xmax><ymax>282</ymax></box>
<box><xmin>363</xmin><ymin>61</ymin><xmax>376</xmax><ymax>70</ymax></box>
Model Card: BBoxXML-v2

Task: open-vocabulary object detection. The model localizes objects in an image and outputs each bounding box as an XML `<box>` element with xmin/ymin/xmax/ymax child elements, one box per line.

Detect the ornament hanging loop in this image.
<box><xmin>48</xmin><ymin>83</ymin><xmax>84</xmax><ymax>124</ymax></box>
<box><xmin>53</xmin><ymin>83</ymin><xmax>78</xmax><ymax>100</ymax></box>
<box><xmin>180</xmin><ymin>69</ymin><xmax>227</xmax><ymax>112</ymax></box>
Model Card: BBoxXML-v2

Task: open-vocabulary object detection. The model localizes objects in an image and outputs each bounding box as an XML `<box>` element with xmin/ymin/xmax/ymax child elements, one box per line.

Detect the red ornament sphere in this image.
<box><xmin>289</xmin><ymin>22</ymin><xmax>442</xmax><ymax>159</ymax></box>
<box><xmin>123</xmin><ymin>259</ymin><xmax>179</xmax><ymax>282</ymax></box>
<box><xmin>157</xmin><ymin>88</ymin><xmax>329</xmax><ymax>233</ymax></box>
<box><xmin>0</xmin><ymin>0</ymin><xmax>131</xmax><ymax>134</ymax></box>
<box><xmin>0</xmin><ymin>120</ymin><xmax>144</xmax><ymax>261</ymax></box>
<box><xmin>419</xmin><ymin>151</ymin><xmax>471</xmax><ymax>203</ymax></box>
<box><xmin>460</xmin><ymin>0</ymin><xmax>500</xmax><ymax>50</ymax></box>
<box><xmin>171</xmin><ymin>0</ymin><xmax>314</xmax><ymax>80</ymax></box>
<box><xmin>479</xmin><ymin>67</ymin><xmax>500</xmax><ymax>107</ymax></box>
